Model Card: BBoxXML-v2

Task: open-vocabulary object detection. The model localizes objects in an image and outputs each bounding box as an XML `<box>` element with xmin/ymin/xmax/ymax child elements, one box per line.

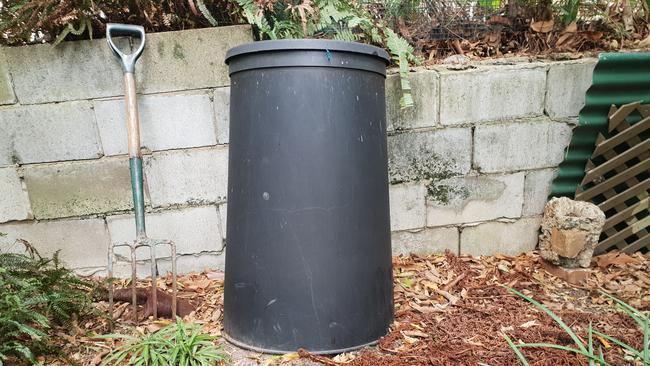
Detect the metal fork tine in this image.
<box><xmin>171</xmin><ymin>242</ymin><xmax>177</xmax><ymax>319</ymax></box>
<box><xmin>108</xmin><ymin>239</ymin><xmax>178</xmax><ymax>324</ymax></box>
<box><xmin>130</xmin><ymin>244</ymin><xmax>138</xmax><ymax>322</ymax></box>
<box><xmin>149</xmin><ymin>241</ymin><xmax>158</xmax><ymax>320</ymax></box>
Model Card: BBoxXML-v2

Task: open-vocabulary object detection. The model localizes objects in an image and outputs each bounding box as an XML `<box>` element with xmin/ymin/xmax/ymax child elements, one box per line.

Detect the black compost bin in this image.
<box><xmin>223</xmin><ymin>39</ymin><xmax>393</xmax><ymax>354</ymax></box>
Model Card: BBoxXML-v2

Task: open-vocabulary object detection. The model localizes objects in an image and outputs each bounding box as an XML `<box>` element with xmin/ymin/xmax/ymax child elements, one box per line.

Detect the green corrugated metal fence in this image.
<box><xmin>551</xmin><ymin>52</ymin><xmax>650</xmax><ymax>197</ymax></box>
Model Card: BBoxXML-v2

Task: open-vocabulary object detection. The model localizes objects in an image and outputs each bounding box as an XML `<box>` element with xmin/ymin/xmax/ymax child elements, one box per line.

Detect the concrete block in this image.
<box><xmin>546</xmin><ymin>60</ymin><xmax>596</xmax><ymax>119</ymax></box>
<box><xmin>157</xmin><ymin>252</ymin><xmax>226</xmax><ymax>275</ymax></box>
<box><xmin>213</xmin><ymin>88</ymin><xmax>230</xmax><ymax>144</ymax></box>
<box><xmin>106</xmin><ymin>206</ymin><xmax>223</xmax><ymax>259</ymax></box>
<box><xmin>219</xmin><ymin>204</ymin><xmax>228</xmax><ymax>239</ymax></box>
<box><xmin>144</xmin><ymin>147</ymin><xmax>228</xmax><ymax>207</ymax></box>
<box><xmin>392</xmin><ymin>227</ymin><xmax>459</xmax><ymax>255</ymax></box>
<box><xmin>135</xmin><ymin>26</ymin><xmax>252</xmax><ymax>94</ymax></box>
<box><xmin>389</xmin><ymin>182</ymin><xmax>426</xmax><ymax>231</ymax></box>
<box><xmin>4</xmin><ymin>38</ymin><xmax>129</xmax><ymax>104</ymax></box>
<box><xmin>388</xmin><ymin>128</ymin><xmax>472</xmax><ymax>183</ymax></box>
<box><xmin>439</xmin><ymin>65</ymin><xmax>546</xmax><ymax>125</ymax></box>
<box><xmin>523</xmin><ymin>168</ymin><xmax>557</xmax><ymax>216</ymax></box>
<box><xmin>0</xmin><ymin>121</ymin><xmax>11</xmax><ymax>167</ymax></box>
<box><xmin>460</xmin><ymin>217</ymin><xmax>542</xmax><ymax>256</ymax></box>
<box><xmin>0</xmin><ymin>101</ymin><xmax>103</xmax><ymax>165</ymax></box>
<box><xmin>0</xmin><ymin>53</ymin><xmax>16</xmax><ymax>105</ymax></box>
<box><xmin>474</xmin><ymin>118</ymin><xmax>572</xmax><ymax>173</ymax></box>
<box><xmin>0</xmin><ymin>167</ymin><xmax>31</xmax><ymax>223</ymax></box>
<box><xmin>0</xmin><ymin>218</ymin><xmax>111</xmax><ymax>269</ymax></box>
<box><xmin>95</xmin><ymin>92</ymin><xmax>216</xmax><ymax>156</ymax></box>
<box><xmin>386</xmin><ymin>70</ymin><xmax>438</xmax><ymax>130</ymax></box>
<box><xmin>23</xmin><ymin>157</ymin><xmax>135</xmax><ymax>219</ymax></box>
<box><xmin>103</xmin><ymin>251</ymin><xmax>226</xmax><ymax>278</ymax></box>
<box><xmin>427</xmin><ymin>173</ymin><xmax>524</xmax><ymax>226</ymax></box>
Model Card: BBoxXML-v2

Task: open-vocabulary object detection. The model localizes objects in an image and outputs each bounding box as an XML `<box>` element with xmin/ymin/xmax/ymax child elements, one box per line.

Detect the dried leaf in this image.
<box><xmin>596</xmin><ymin>252</ymin><xmax>640</xmax><ymax>268</ymax></box>
<box><xmin>639</xmin><ymin>35</ymin><xmax>650</xmax><ymax>48</ymax></box>
<box><xmin>487</xmin><ymin>16</ymin><xmax>512</xmax><ymax>26</ymax></box>
<box><xmin>205</xmin><ymin>271</ymin><xmax>225</xmax><ymax>281</ymax></box>
<box><xmin>145</xmin><ymin>319</ymin><xmax>171</xmax><ymax>333</ymax></box>
<box><xmin>519</xmin><ymin>320</ymin><xmax>538</xmax><ymax>328</ymax></box>
<box><xmin>564</xmin><ymin>21</ymin><xmax>577</xmax><ymax>33</ymax></box>
<box><xmin>332</xmin><ymin>352</ymin><xmax>356</xmax><ymax>363</ymax></box>
<box><xmin>581</xmin><ymin>31</ymin><xmax>604</xmax><ymax>41</ymax></box>
<box><xmin>281</xmin><ymin>352</ymin><xmax>300</xmax><ymax>360</ymax></box>
<box><xmin>531</xmin><ymin>19</ymin><xmax>554</xmax><ymax>33</ymax></box>
<box><xmin>464</xmin><ymin>336</ymin><xmax>484</xmax><ymax>346</ymax></box>
<box><xmin>556</xmin><ymin>32</ymin><xmax>575</xmax><ymax>47</ymax></box>
<box><xmin>596</xmin><ymin>335</ymin><xmax>611</xmax><ymax>348</ymax></box>
<box><xmin>88</xmin><ymin>350</ymin><xmax>109</xmax><ymax>366</ymax></box>
<box><xmin>402</xmin><ymin>330</ymin><xmax>430</xmax><ymax>338</ymax></box>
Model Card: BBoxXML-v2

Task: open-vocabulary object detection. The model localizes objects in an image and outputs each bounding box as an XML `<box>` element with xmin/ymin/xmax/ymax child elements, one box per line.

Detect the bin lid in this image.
<box><xmin>225</xmin><ymin>39</ymin><xmax>391</xmax><ymax>64</ymax></box>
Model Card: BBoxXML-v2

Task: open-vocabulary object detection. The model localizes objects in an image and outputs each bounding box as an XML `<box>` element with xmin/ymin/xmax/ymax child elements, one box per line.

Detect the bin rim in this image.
<box><xmin>225</xmin><ymin>39</ymin><xmax>391</xmax><ymax>64</ymax></box>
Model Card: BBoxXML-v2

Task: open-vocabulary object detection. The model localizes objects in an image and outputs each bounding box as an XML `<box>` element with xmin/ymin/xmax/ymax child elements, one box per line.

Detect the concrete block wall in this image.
<box><xmin>387</xmin><ymin>59</ymin><xmax>596</xmax><ymax>256</ymax></box>
<box><xmin>0</xmin><ymin>26</ymin><xmax>597</xmax><ymax>274</ymax></box>
<box><xmin>0</xmin><ymin>26</ymin><xmax>250</xmax><ymax>276</ymax></box>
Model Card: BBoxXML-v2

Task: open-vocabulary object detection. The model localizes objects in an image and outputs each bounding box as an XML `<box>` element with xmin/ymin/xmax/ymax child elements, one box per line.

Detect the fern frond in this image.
<box><xmin>197</xmin><ymin>0</ymin><xmax>218</xmax><ymax>26</ymax></box>
<box><xmin>52</xmin><ymin>18</ymin><xmax>87</xmax><ymax>47</ymax></box>
<box><xmin>333</xmin><ymin>27</ymin><xmax>358</xmax><ymax>41</ymax></box>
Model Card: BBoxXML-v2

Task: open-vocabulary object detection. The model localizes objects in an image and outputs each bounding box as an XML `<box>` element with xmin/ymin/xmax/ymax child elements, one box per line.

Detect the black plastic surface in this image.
<box><xmin>223</xmin><ymin>40</ymin><xmax>393</xmax><ymax>354</ymax></box>
<box><xmin>226</xmin><ymin>39</ymin><xmax>390</xmax><ymax>76</ymax></box>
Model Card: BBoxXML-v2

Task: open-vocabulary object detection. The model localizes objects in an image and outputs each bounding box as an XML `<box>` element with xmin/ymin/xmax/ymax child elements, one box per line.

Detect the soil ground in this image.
<box><xmin>43</xmin><ymin>250</ymin><xmax>649</xmax><ymax>366</ymax></box>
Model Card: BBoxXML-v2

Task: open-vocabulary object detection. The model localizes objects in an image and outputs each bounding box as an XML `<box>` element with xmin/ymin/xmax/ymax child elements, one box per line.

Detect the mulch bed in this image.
<box><xmin>44</xmin><ymin>250</ymin><xmax>649</xmax><ymax>365</ymax></box>
<box><xmin>347</xmin><ymin>251</ymin><xmax>648</xmax><ymax>366</ymax></box>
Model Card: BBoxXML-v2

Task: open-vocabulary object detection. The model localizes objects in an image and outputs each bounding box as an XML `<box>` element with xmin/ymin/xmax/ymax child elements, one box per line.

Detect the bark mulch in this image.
<box><xmin>45</xmin><ymin>250</ymin><xmax>649</xmax><ymax>365</ymax></box>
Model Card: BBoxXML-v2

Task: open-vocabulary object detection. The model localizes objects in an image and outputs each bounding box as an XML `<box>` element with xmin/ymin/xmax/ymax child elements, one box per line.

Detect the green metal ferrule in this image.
<box><xmin>129</xmin><ymin>157</ymin><xmax>146</xmax><ymax>237</ymax></box>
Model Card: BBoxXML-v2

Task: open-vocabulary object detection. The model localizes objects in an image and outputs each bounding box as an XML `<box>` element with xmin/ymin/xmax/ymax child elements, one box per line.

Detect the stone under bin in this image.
<box><xmin>539</xmin><ymin>197</ymin><xmax>606</xmax><ymax>268</ymax></box>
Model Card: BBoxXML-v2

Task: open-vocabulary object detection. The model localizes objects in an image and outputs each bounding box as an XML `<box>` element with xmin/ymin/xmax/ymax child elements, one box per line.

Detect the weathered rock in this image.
<box><xmin>539</xmin><ymin>197</ymin><xmax>605</xmax><ymax>268</ymax></box>
<box><xmin>442</xmin><ymin>54</ymin><xmax>472</xmax><ymax>70</ymax></box>
<box><xmin>550</xmin><ymin>227</ymin><xmax>587</xmax><ymax>258</ymax></box>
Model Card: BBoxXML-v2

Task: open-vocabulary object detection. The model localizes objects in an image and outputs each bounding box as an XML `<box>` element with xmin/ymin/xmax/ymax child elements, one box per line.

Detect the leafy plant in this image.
<box><xmin>0</xmin><ymin>241</ymin><xmax>97</xmax><ymax>365</ymax></box>
<box><xmin>503</xmin><ymin>286</ymin><xmax>649</xmax><ymax>366</ymax></box>
<box><xmin>100</xmin><ymin>318</ymin><xmax>230</xmax><ymax>366</ymax></box>
<box><xmin>0</xmin><ymin>0</ymin><xmax>241</xmax><ymax>46</ymax></box>
<box><xmin>234</xmin><ymin>0</ymin><xmax>420</xmax><ymax>108</ymax></box>
<box><xmin>380</xmin><ymin>0</ymin><xmax>423</xmax><ymax>26</ymax></box>
<box><xmin>559</xmin><ymin>0</ymin><xmax>580</xmax><ymax>26</ymax></box>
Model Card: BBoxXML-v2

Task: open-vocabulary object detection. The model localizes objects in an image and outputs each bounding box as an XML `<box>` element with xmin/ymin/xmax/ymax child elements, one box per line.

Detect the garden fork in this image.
<box><xmin>105</xmin><ymin>24</ymin><xmax>177</xmax><ymax>324</ymax></box>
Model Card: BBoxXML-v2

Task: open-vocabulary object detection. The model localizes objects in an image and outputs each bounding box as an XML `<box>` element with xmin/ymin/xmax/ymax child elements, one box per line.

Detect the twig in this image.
<box><xmin>442</xmin><ymin>272</ymin><xmax>467</xmax><ymax>292</ymax></box>
<box><xmin>297</xmin><ymin>348</ymin><xmax>338</xmax><ymax>365</ymax></box>
<box><xmin>433</xmin><ymin>288</ymin><xmax>459</xmax><ymax>305</ymax></box>
<box><xmin>452</xmin><ymin>39</ymin><xmax>464</xmax><ymax>55</ymax></box>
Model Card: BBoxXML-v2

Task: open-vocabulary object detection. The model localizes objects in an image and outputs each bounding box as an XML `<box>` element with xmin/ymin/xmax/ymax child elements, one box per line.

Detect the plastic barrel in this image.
<box><xmin>223</xmin><ymin>39</ymin><xmax>393</xmax><ymax>354</ymax></box>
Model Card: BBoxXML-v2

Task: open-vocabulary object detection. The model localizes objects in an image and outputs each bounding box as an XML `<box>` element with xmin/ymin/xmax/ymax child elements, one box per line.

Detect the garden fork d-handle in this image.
<box><xmin>107</xmin><ymin>23</ymin><xmax>147</xmax><ymax>237</ymax></box>
<box><xmin>106</xmin><ymin>23</ymin><xmax>145</xmax><ymax>73</ymax></box>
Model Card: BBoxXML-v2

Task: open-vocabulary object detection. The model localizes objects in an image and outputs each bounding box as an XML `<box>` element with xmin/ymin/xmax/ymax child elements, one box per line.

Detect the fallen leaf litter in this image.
<box><xmin>43</xmin><ymin>250</ymin><xmax>648</xmax><ymax>365</ymax></box>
